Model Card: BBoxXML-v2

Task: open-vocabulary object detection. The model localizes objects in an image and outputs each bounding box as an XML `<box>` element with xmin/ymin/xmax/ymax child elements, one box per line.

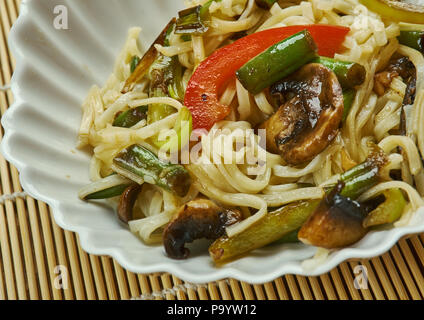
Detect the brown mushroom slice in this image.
<box><xmin>163</xmin><ymin>199</ymin><xmax>242</xmax><ymax>259</ymax></box>
<box><xmin>262</xmin><ymin>63</ymin><xmax>344</xmax><ymax>165</ymax></box>
<box><xmin>117</xmin><ymin>184</ymin><xmax>142</xmax><ymax>223</ymax></box>
<box><xmin>298</xmin><ymin>183</ymin><xmax>368</xmax><ymax>249</ymax></box>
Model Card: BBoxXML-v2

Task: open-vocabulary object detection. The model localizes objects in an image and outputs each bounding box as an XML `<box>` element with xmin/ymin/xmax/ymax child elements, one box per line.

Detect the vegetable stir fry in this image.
<box><xmin>78</xmin><ymin>0</ymin><xmax>424</xmax><ymax>266</ymax></box>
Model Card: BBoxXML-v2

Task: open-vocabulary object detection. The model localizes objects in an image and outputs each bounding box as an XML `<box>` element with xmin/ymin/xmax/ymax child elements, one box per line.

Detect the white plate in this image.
<box><xmin>3</xmin><ymin>0</ymin><xmax>424</xmax><ymax>284</ymax></box>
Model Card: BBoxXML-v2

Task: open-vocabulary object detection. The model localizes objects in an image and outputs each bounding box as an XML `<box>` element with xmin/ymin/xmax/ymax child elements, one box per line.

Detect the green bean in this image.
<box><xmin>324</xmin><ymin>156</ymin><xmax>383</xmax><ymax>199</ymax></box>
<box><xmin>398</xmin><ymin>30</ymin><xmax>424</xmax><ymax>53</ymax></box>
<box><xmin>236</xmin><ymin>30</ymin><xmax>318</xmax><ymax>95</ymax></box>
<box><xmin>340</xmin><ymin>167</ymin><xmax>380</xmax><ymax>200</ymax></box>
<box><xmin>180</xmin><ymin>34</ymin><xmax>192</xmax><ymax>42</ymax></box>
<box><xmin>339</xmin><ymin>147</ymin><xmax>387</xmax><ymax>199</ymax></box>
<box><xmin>342</xmin><ymin>89</ymin><xmax>356</xmax><ymax>121</ymax></box>
<box><xmin>340</xmin><ymin>146</ymin><xmax>386</xmax><ymax>182</ymax></box>
<box><xmin>175</xmin><ymin>5</ymin><xmax>208</xmax><ymax>35</ymax></box>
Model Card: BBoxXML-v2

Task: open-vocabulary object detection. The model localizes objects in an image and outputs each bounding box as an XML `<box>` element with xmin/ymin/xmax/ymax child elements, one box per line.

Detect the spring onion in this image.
<box><xmin>315</xmin><ymin>57</ymin><xmax>366</xmax><ymax>89</ymax></box>
<box><xmin>360</xmin><ymin>0</ymin><xmax>424</xmax><ymax>25</ymax></box>
<box><xmin>209</xmin><ymin>200</ymin><xmax>321</xmax><ymax>263</ymax></box>
<box><xmin>147</xmin><ymin>22</ymin><xmax>185</xmax><ymax>124</ymax></box>
<box><xmin>79</xmin><ymin>174</ymin><xmax>133</xmax><ymax>200</ymax></box>
<box><xmin>151</xmin><ymin>107</ymin><xmax>193</xmax><ymax>153</ymax></box>
<box><xmin>175</xmin><ymin>5</ymin><xmax>208</xmax><ymax>35</ymax></box>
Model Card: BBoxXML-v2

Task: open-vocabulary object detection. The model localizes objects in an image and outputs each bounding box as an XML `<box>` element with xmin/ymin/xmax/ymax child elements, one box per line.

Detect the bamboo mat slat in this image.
<box><xmin>1</xmin><ymin>0</ymin><xmax>424</xmax><ymax>300</ymax></box>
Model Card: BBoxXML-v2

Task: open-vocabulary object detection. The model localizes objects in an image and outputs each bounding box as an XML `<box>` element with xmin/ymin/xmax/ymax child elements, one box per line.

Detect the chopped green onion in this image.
<box><xmin>130</xmin><ymin>55</ymin><xmax>141</xmax><ymax>73</ymax></box>
<box><xmin>151</xmin><ymin>107</ymin><xmax>193</xmax><ymax>153</ymax></box>
<box><xmin>147</xmin><ymin>21</ymin><xmax>185</xmax><ymax>124</ymax></box>
<box><xmin>147</xmin><ymin>88</ymin><xmax>177</xmax><ymax>124</ymax></box>
<box><xmin>84</xmin><ymin>184</ymin><xmax>132</xmax><ymax>200</ymax></box>
<box><xmin>175</xmin><ymin>0</ymin><xmax>222</xmax><ymax>35</ymax></box>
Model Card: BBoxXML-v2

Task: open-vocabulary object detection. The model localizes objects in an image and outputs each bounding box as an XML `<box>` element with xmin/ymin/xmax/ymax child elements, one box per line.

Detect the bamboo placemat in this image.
<box><xmin>1</xmin><ymin>0</ymin><xmax>424</xmax><ymax>301</ymax></box>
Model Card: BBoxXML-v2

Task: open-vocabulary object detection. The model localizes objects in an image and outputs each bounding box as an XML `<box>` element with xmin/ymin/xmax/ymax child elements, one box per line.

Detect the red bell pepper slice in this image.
<box><xmin>184</xmin><ymin>25</ymin><xmax>350</xmax><ymax>130</ymax></box>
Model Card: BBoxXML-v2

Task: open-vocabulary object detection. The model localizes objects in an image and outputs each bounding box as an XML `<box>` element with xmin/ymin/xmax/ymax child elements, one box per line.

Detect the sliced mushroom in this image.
<box><xmin>117</xmin><ymin>184</ymin><xmax>142</xmax><ymax>223</ymax></box>
<box><xmin>163</xmin><ymin>199</ymin><xmax>242</xmax><ymax>259</ymax></box>
<box><xmin>298</xmin><ymin>182</ymin><xmax>368</xmax><ymax>249</ymax></box>
<box><xmin>374</xmin><ymin>56</ymin><xmax>416</xmax><ymax>101</ymax></box>
<box><xmin>262</xmin><ymin>63</ymin><xmax>344</xmax><ymax>165</ymax></box>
